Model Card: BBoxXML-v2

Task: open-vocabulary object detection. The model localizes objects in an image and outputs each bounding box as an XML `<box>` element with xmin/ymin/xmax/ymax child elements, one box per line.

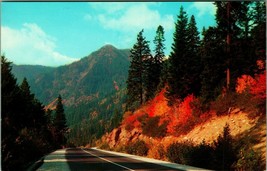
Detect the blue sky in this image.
<box><xmin>1</xmin><ymin>2</ymin><xmax>217</xmax><ymax>66</ymax></box>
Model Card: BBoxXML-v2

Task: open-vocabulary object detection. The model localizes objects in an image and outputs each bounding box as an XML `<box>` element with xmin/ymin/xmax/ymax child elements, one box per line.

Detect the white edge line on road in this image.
<box><xmin>81</xmin><ymin>148</ymin><xmax>135</xmax><ymax>171</ymax></box>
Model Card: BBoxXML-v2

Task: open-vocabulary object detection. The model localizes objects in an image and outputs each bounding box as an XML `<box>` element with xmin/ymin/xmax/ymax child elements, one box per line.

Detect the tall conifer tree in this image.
<box><xmin>152</xmin><ymin>25</ymin><xmax>165</xmax><ymax>93</ymax></box>
<box><xmin>200</xmin><ymin>27</ymin><xmax>226</xmax><ymax>102</ymax></box>
<box><xmin>214</xmin><ymin>2</ymin><xmax>260</xmax><ymax>91</ymax></box>
<box><xmin>251</xmin><ymin>1</ymin><xmax>266</xmax><ymax>72</ymax></box>
<box><xmin>186</xmin><ymin>15</ymin><xmax>201</xmax><ymax>96</ymax></box>
<box><xmin>54</xmin><ymin>94</ymin><xmax>68</xmax><ymax>147</ymax></box>
<box><xmin>166</xmin><ymin>6</ymin><xmax>190</xmax><ymax>104</ymax></box>
<box><xmin>20</xmin><ymin>78</ymin><xmax>47</xmax><ymax>129</ymax></box>
<box><xmin>126</xmin><ymin>29</ymin><xmax>151</xmax><ymax>109</ymax></box>
<box><xmin>2</xmin><ymin>56</ymin><xmax>22</xmax><ymax>170</ymax></box>
<box><xmin>2</xmin><ymin>56</ymin><xmax>55</xmax><ymax>170</ymax></box>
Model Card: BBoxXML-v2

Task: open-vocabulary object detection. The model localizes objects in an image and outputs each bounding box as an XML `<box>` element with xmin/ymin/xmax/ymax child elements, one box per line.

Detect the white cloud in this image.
<box><xmin>84</xmin><ymin>14</ymin><xmax>93</xmax><ymax>21</ymax></box>
<box><xmin>87</xmin><ymin>3</ymin><xmax>174</xmax><ymax>32</ymax></box>
<box><xmin>189</xmin><ymin>2</ymin><xmax>217</xmax><ymax>18</ymax></box>
<box><xmin>1</xmin><ymin>23</ymin><xmax>78</xmax><ymax>66</ymax></box>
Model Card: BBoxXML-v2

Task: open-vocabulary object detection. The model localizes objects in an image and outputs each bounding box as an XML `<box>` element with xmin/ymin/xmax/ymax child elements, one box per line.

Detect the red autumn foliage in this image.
<box><xmin>146</xmin><ymin>89</ymin><xmax>170</xmax><ymax>117</ymax></box>
<box><xmin>236</xmin><ymin>75</ymin><xmax>256</xmax><ymax>93</ymax></box>
<box><xmin>167</xmin><ymin>115</ymin><xmax>179</xmax><ymax>134</ymax></box>
<box><xmin>250</xmin><ymin>71</ymin><xmax>266</xmax><ymax>100</ymax></box>
<box><xmin>123</xmin><ymin>89</ymin><xmax>170</xmax><ymax>131</ymax></box>
<box><xmin>147</xmin><ymin>104</ymin><xmax>156</xmax><ymax>117</ymax></box>
<box><xmin>235</xmin><ymin>70</ymin><xmax>266</xmax><ymax>101</ymax></box>
<box><xmin>167</xmin><ymin>94</ymin><xmax>195</xmax><ymax>134</ymax></box>
<box><xmin>177</xmin><ymin>94</ymin><xmax>195</xmax><ymax>124</ymax></box>
<box><xmin>123</xmin><ymin>111</ymin><xmax>147</xmax><ymax>130</ymax></box>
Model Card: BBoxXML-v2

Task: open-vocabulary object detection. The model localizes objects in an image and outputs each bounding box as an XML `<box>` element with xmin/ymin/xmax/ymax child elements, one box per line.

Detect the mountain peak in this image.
<box><xmin>100</xmin><ymin>44</ymin><xmax>117</xmax><ymax>51</ymax></box>
<box><xmin>94</xmin><ymin>44</ymin><xmax>121</xmax><ymax>59</ymax></box>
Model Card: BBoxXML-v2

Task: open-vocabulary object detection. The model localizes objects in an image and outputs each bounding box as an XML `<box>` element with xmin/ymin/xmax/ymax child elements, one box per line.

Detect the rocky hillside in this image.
<box><xmin>98</xmin><ymin>71</ymin><xmax>266</xmax><ymax>170</ymax></box>
<box><xmin>103</xmin><ymin>108</ymin><xmax>265</xmax><ymax>159</ymax></box>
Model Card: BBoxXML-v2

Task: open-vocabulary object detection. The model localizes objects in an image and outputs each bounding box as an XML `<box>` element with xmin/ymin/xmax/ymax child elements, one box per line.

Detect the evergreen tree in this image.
<box><xmin>166</xmin><ymin>8</ymin><xmax>201</xmax><ymax>104</ymax></box>
<box><xmin>214</xmin><ymin>2</ymin><xmax>259</xmax><ymax>90</ymax></box>
<box><xmin>20</xmin><ymin>78</ymin><xmax>37</xmax><ymax>127</ymax></box>
<box><xmin>2</xmin><ymin>56</ymin><xmax>55</xmax><ymax>170</ymax></box>
<box><xmin>185</xmin><ymin>15</ymin><xmax>201</xmax><ymax>96</ymax></box>
<box><xmin>151</xmin><ymin>25</ymin><xmax>165</xmax><ymax>95</ymax></box>
<box><xmin>200</xmin><ymin>27</ymin><xmax>226</xmax><ymax>102</ymax></box>
<box><xmin>2</xmin><ymin>56</ymin><xmax>22</xmax><ymax>170</ymax></box>
<box><xmin>126</xmin><ymin>29</ymin><xmax>151</xmax><ymax>110</ymax></box>
<box><xmin>143</xmin><ymin>52</ymin><xmax>154</xmax><ymax>101</ymax></box>
<box><xmin>54</xmin><ymin>94</ymin><xmax>68</xmax><ymax>147</ymax></box>
<box><xmin>158</xmin><ymin>59</ymin><xmax>170</xmax><ymax>91</ymax></box>
<box><xmin>166</xmin><ymin>6</ymin><xmax>189</xmax><ymax>104</ymax></box>
<box><xmin>20</xmin><ymin>78</ymin><xmax>34</xmax><ymax>100</ymax></box>
<box><xmin>20</xmin><ymin>78</ymin><xmax>48</xmax><ymax>130</ymax></box>
<box><xmin>251</xmin><ymin>1</ymin><xmax>266</xmax><ymax>72</ymax></box>
<box><xmin>154</xmin><ymin>25</ymin><xmax>165</xmax><ymax>65</ymax></box>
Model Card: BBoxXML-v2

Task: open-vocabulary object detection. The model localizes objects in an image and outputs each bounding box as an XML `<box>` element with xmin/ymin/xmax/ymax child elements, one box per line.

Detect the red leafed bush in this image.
<box><xmin>167</xmin><ymin>119</ymin><xmax>178</xmax><ymax>134</ymax></box>
<box><xmin>124</xmin><ymin>113</ymin><xmax>139</xmax><ymax>131</ymax></box>
<box><xmin>250</xmin><ymin>71</ymin><xmax>266</xmax><ymax>101</ymax></box>
<box><xmin>236</xmin><ymin>75</ymin><xmax>256</xmax><ymax>93</ymax></box>
<box><xmin>167</xmin><ymin>94</ymin><xmax>195</xmax><ymax>135</ymax></box>
<box><xmin>123</xmin><ymin>112</ymin><xmax>147</xmax><ymax>131</ymax></box>
<box><xmin>235</xmin><ymin>71</ymin><xmax>266</xmax><ymax>101</ymax></box>
<box><xmin>147</xmin><ymin>104</ymin><xmax>156</xmax><ymax>117</ymax></box>
<box><xmin>177</xmin><ymin>94</ymin><xmax>195</xmax><ymax>124</ymax></box>
<box><xmin>146</xmin><ymin>89</ymin><xmax>170</xmax><ymax>117</ymax></box>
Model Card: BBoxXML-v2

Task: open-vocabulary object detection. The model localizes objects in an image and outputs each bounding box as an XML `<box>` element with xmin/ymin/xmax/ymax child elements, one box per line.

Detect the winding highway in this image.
<box><xmin>29</xmin><ymin>148</ymin><xmax>205</xmax><ymax>171</ymax></box>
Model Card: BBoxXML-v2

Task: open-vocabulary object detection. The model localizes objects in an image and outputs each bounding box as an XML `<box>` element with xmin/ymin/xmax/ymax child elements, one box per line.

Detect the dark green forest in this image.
<box><xmin>2</xmin><ymin>57</ymin><xmax>68</xmax><ymax>170</ymax></box>
<box><xmin>127</xmin><ymin>1</ymin><xmax>265</xmax><ymax>109</ymax></box>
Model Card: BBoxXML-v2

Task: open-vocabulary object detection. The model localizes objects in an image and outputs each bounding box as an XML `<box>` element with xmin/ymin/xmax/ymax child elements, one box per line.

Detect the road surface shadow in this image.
<box><xmin>65</xmin><ymin>148</ymin><xmax>182</xmax><ymax>171</ymax></box>
<box><xmin>27</xmin><ymin>158</ymin><xmax>44</xmax><ymax>171</ymax></box>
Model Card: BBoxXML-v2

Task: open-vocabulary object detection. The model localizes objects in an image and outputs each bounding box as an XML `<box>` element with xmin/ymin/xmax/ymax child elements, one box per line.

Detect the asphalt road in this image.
<box><xmin>30</xmin><ymin>148</ymin><xmax>184</xmax><ymax>171</ymax></box>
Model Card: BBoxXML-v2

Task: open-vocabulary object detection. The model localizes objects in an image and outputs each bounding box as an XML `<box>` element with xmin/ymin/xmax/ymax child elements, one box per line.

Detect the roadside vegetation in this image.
<box><xmin>98</xmin><ymin>2</ymin><xmax>266</xmax><ymax>170</ymax></box>
<box><xmin>2</xmin><ymin>56</ymin><xmax>68</xmax><ymax>170</ymax></box>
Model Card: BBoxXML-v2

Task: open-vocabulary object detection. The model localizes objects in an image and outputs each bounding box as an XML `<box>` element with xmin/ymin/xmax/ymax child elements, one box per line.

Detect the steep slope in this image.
<box><xmin>11</xmin><ymin>44</ymin><xmax>131</xmax><ymax>146</ymax></box>
<box><xmin>102</xmin><ymin>109</ymin><xmax>265</xmax><ymax>163</ymax></box>
<box><xmin>15</xmin><ymin>45</ymin><xmax>130</xmax><ymax>106</ymax></box>
<box><xmin>98</xmin><ymin>84</ymin><xmax>266</xmax><ymax>169</ymax></box>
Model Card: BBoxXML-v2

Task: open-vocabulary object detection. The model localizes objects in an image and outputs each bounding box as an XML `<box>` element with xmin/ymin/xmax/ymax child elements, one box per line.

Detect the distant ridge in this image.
<box><xmin>12</xmin><ymin>44</ymin><xmax>130</xmax><ymax>106</ymax></box>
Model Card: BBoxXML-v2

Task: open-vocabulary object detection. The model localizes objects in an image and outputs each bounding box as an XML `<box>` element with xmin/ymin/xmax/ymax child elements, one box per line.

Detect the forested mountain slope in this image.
<box><xmin>12</xmin><ymin>44</ymin><xmax>131</xmax><ymax>145</ymax></box>
<box><xmin>12</xmin><ymin>45</ymin><xmax>130</xmax><ymax>106</ymax></box>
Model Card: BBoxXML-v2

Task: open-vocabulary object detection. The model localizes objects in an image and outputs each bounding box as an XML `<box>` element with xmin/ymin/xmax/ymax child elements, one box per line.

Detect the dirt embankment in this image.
<box><xmin>101</xmin><ymin>109</ymin><xmax>266</xmax><ymax>162</ymax></box>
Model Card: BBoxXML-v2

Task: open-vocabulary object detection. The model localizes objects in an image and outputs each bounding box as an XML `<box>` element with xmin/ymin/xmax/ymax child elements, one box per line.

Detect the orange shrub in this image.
<box><xmin>250</xmin><ymin>71</ymin><xmax>266</xmax><ymax>100</ymax></box>
<box><xmin>177</xmin><ymin>94</ymin><xmax>195</xmax><ymax>124</ymax></box>
<box><xmin>167</xmin><ymin>94</ymin><xmax>195</xmax><ymax>135</ymax></box>
<box><xmin>123</xmin><ymin>111</ymin><xmax>147</xmax><ymax>131</ymax></box>
<box><xmin>146</xmin><ymin>89</ymin><xmax>170</xmax><ymax>117</ymax></box>
<box><xmin>123</xmin><ymin>113</ymin><xmax>138</xmax><ymax>131</ymax></box>
<box><xmin>236</xmin><ymin>75</ymin><xmax>256</xmax><ymax>93</ymax></box>
<box><xmin>167</xmin><ymin>117</ymin><xmax>179</xmax><ymax>134</ymax></box>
